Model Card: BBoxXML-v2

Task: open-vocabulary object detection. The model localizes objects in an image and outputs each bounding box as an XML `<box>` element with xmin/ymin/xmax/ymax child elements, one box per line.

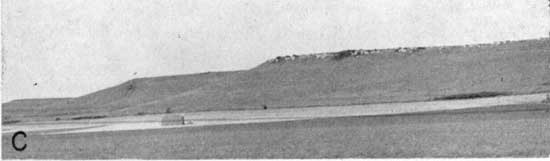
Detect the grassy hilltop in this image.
<box><xmin>3</xmin><ymin>38</ymin><xmax>550</xmax><ymax>122</ymax></box>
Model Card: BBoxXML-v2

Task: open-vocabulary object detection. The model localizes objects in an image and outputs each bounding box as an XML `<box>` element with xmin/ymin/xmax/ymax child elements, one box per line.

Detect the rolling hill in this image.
<box><xmin>3</xmin><ymin>38</ymin><xmax>550</xmax><ymax>122</ymax></box>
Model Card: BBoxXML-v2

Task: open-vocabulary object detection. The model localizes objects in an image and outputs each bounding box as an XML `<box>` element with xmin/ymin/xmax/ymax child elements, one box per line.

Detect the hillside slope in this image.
<box><xmin>3</xmin><ymin>38</ymin><xmax>550</xmax><ymax>122</ymax></box>
<box><xmin>3</xmin><ymin>71</ymin><xmax>241</xmax><ymax>121</ymax></box>
<box><xmin>125</xmin><ymin>38</ymin><xmax>550</xmax><ymax>114</ymax></box>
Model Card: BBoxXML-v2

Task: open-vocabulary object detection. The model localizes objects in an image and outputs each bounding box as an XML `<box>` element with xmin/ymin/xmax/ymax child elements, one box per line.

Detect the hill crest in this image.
<box><xmin>262</xmin><ymin>38</ymin><xmax>550</xmax><ymax>65</ymax></box>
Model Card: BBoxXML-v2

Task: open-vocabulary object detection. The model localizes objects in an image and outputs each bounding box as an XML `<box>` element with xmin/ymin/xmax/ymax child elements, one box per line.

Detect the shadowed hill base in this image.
<box><xmin>3</xmin><ymin>38</ymin><xmax>550</xmax><ymax>122</ymax></box>
<box><xmin>433</xmin><ymin>91</ymin><xmax>511</xmax><ymax>100</ymax></box>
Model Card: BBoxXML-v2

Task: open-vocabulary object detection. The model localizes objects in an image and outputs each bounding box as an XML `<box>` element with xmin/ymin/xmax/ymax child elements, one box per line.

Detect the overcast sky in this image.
<box><xmin>2</xmin><ymin>0</ymin><xmax>549</xmax><ymax>102</ymax></box>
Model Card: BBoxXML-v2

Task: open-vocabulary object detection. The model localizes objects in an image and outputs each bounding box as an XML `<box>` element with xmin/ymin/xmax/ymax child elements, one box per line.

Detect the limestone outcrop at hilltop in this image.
<box><xmin>266</xmin><ymin>38</ymin><xmax>550</xmax><ymax>64</ymax></box>
<box><xmin>267</xmin><ymin>47</ymin><xmax>427</xmax><ymax>63</ymax></box>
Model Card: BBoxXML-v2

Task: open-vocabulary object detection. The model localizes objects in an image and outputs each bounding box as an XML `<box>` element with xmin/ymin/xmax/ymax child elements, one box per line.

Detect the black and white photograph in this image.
<box><xmin>1</xmin><ymin>0</ymin><xmax>550</xmax><ymax>159</ymax></box>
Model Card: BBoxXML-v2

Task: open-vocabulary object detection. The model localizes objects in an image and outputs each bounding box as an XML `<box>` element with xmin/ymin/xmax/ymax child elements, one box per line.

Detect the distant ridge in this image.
<box><xmin>3</xmin><ymin>38</ymin><xmax>550</xmax><ymax>122</ymax></box>
<box><xmin>261</xmin><ymin>37</ymin><xmax>550</xmax><ymax>64</ymax></box>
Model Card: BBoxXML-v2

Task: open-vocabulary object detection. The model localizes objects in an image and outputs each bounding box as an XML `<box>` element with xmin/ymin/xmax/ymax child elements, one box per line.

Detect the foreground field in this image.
<box><xmin>3</xmin><ymin>103</ymin><xmax>550</xmax><ymax>159</ymax></box>
<box><xmin>3</xmin><ymin>93</ymin><xmax>545</xmax><ymax>134</ymax></box>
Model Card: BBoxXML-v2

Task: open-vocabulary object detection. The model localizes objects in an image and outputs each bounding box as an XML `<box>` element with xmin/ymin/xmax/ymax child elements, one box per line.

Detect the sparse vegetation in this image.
<box><xmin>2</xmin><ymin>120</ymin><xmax>20</xmax><ymax>125</ymax></box>
<box><xmin>433</xmin><ymin>92</ymin><xmax>510</xmax><ymax>100</ymax></box>
<box><xmin>70</xmin><ymin>115</ymin><xmax>106</xmax><ymax>120</ymax></box>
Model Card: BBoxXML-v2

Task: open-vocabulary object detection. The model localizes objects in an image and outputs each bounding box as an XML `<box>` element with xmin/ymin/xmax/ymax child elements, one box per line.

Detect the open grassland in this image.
<box><xmin>3</xmin><ymin>103</ymin><xmax>550</xmax><ymax>159</ymax></box>
<box><xmin>3</xmin><ymin>93</ymin><xmax>544</xmax><ymax>135</ymax></box>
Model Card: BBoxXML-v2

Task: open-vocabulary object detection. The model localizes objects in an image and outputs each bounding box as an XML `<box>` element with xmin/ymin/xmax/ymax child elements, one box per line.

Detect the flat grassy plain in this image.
<box><xmin>3</xmin><ymin>103</ymin><xmax>550</xmax><ymax>159</ymax></box>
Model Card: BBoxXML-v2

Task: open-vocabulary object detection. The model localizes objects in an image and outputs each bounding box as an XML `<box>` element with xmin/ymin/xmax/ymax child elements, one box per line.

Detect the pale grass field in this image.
<box><xmin>3</xmin><ymin>103</ymin><xmax>550</xmax><ymax>159</ymax></box>
<box><xmin>3</xmin><ymin>93</ymin><xmax>546</xmax><ymax>135</ymax></box>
